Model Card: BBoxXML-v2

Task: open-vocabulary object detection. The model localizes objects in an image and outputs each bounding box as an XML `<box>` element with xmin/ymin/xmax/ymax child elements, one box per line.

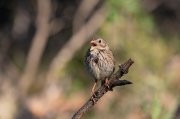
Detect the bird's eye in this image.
<box><xmin>99</xmin><ymin>40</ymin><xmax>101</xmax><ymax>43</ymax></box>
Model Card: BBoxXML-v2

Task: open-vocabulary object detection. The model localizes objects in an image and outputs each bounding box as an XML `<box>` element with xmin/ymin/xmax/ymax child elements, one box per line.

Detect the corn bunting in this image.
<box><xmin>85</xmin><ymin>37</ymin><xmax>115</xmax><ymax>101</ymax></box>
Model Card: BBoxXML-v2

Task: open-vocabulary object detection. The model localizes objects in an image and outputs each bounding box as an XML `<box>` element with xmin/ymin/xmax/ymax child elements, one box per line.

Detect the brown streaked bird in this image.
<box><xmin>85</xmin><ymin>37</ymin><xmax>115</xmax><ymax>102</ymax></box>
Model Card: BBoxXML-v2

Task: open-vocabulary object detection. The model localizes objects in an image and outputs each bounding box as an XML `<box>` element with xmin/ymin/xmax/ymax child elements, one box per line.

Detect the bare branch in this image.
<box><xmin>73</xmin><ymin>0</ymin><xmax>101</xmax><ymax>32</ymax></box>
<box><xmin>47</xmin><ymin>5</ymin><xmax>107</xmax><ymax>82</ymax></box>
<box><xmin>71</xmin><ymin>58</ymin><xmax>135</xmax><ymax>119</ymax></box>
<box><xmin>19</xmin><ymin>0</ymin><xmax>53</xmax><ymax>94</ymax></box>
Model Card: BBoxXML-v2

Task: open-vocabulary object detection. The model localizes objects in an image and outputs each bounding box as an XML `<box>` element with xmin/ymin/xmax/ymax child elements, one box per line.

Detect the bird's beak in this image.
<box><xmin>90</xmin><ymin>41</ymin><xmax>97</xmax><ymax>50</ymax></box>
<box><xmin>91</xmin><ymin>41</ymin><xmax>97</xmax><ymax>46</ymax></box>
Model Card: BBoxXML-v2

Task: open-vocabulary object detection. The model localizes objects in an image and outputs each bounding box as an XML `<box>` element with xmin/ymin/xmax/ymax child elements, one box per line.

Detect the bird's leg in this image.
<box><xmin>105</xmin><ymin>78</ymin><xmax>110</xmax><ymax>89</ymax></box>
<box><xmin>91</xmin><ymin>82</ymin><xmax>97</xmax><ymax>102</ymax></box>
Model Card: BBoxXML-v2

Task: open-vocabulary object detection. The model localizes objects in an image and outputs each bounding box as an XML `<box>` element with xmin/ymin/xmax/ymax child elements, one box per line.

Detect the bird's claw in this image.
<box><xmin>105</xmin><ymin>78</ymin><xmax>113</xmax><ymax>91</ymax></box>
<box><xmin>91</xmin><ymin>91</ymin><xmax>97</xmax><ymax>103</ymax></box>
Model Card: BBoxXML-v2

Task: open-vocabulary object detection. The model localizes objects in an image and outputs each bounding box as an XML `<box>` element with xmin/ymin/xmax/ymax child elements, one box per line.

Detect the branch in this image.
<box><xmin>46</xmin><ymin>5</ymin><xmax>107</xmax><ymax>83</ymax></box>
<box><xmin>19</xmin><ymin>0</ymin><xmax>53</xmax><ymax>94</ymax></box>
<box><xmin>73</xmin><ymin>0</ymin><xmax>101</xmax><ymax>32</ymax></box>
<box><xmin>71</xmin><ymin>58</ymin><xmax>135</xmax><ymax>119</ymax></box>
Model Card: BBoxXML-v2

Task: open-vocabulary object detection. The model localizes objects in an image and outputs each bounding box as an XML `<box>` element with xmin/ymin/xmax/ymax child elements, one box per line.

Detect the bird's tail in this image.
<box><xmin>101</xmin><ymin>80</ymin><xmax>105</xmax><ymax>86</ymax></box>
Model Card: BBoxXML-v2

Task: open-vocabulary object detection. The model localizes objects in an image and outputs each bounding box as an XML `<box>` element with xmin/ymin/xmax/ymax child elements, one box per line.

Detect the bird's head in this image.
<box><xmin>90</xmin><ymin>37</ymin><xmax>109</xmax><ymax>51</ymax></box>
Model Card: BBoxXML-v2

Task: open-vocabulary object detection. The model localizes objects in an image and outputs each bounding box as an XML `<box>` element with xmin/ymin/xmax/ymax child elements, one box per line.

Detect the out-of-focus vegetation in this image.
<box><xmin>0</xmin><ymin>0</ymin><xmax>180</xmax><ymax>119</ymax></box>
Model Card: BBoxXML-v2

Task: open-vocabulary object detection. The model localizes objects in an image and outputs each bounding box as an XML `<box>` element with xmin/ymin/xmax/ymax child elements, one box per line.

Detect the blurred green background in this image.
<box><xmin>0</xmin><ymin>0</ymin><xmax>180</xmax><ymax>119</ymax></box>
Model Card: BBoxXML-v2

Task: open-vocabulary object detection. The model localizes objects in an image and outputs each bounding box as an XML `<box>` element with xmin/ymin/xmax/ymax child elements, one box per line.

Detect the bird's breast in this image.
<box><xmin>85</xmin><ymin>49</ymin><xmax>115</xmax><ymax>81</ymax></box>
<box><xmin>91</xmin><ymin>62</ymin><xmax>100</xmax><ymax>79</ymax></box>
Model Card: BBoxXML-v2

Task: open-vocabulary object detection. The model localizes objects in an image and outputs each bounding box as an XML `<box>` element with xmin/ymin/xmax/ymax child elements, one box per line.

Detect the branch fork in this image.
<box><xmin>72</xmin><ymin>58</ymin><xmax>135</xmax><ymax>119</ymax></box>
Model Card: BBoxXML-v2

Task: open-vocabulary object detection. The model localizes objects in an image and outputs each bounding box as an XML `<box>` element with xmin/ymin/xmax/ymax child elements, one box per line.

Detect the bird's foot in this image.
<box><xmin>91</xmin><ymin>90</ymin><xmax>97</xmax><ymax>103</ymax></box>
<box><xmin>105</xmin><ymin>78</ymin><xmax>113</xmax><ymax>91</ymax></box>
<box><xmin>91</xmin><ymin>82</ymin><xmax>97</xmax><ymax>103</ymax></box>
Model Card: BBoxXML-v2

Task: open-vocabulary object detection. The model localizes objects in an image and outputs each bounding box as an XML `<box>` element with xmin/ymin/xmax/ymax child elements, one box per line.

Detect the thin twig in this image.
<box><xmin>71</xmin><ymin>58</ymin><xmax>135</xmax><ymax>119</ymax></box>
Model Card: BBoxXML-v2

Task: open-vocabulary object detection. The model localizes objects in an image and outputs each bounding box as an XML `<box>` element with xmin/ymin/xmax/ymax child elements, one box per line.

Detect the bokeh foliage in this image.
<box><xmin>0</xmin><ymin>0</ymin><xmax>180</xmax><ymax>119</ymax></box>
<box><xmin>65</xmin><ymin>0</ymin><xmax>180</xmax><ymax>119</ymax></box>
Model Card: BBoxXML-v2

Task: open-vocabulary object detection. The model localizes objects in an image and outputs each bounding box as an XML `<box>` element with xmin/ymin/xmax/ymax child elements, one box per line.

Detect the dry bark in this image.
<box><xmin>72</xmin><ymin>58</ymin><xmax>135</xmax><ymax>119</ymax></box>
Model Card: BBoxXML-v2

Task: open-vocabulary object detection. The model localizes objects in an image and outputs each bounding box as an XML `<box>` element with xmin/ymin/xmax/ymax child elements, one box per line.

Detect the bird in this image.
<box><xmin>85</xmin><ymin>37</ymin><xmax>115</xmax><ymax>102</ymax></box>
